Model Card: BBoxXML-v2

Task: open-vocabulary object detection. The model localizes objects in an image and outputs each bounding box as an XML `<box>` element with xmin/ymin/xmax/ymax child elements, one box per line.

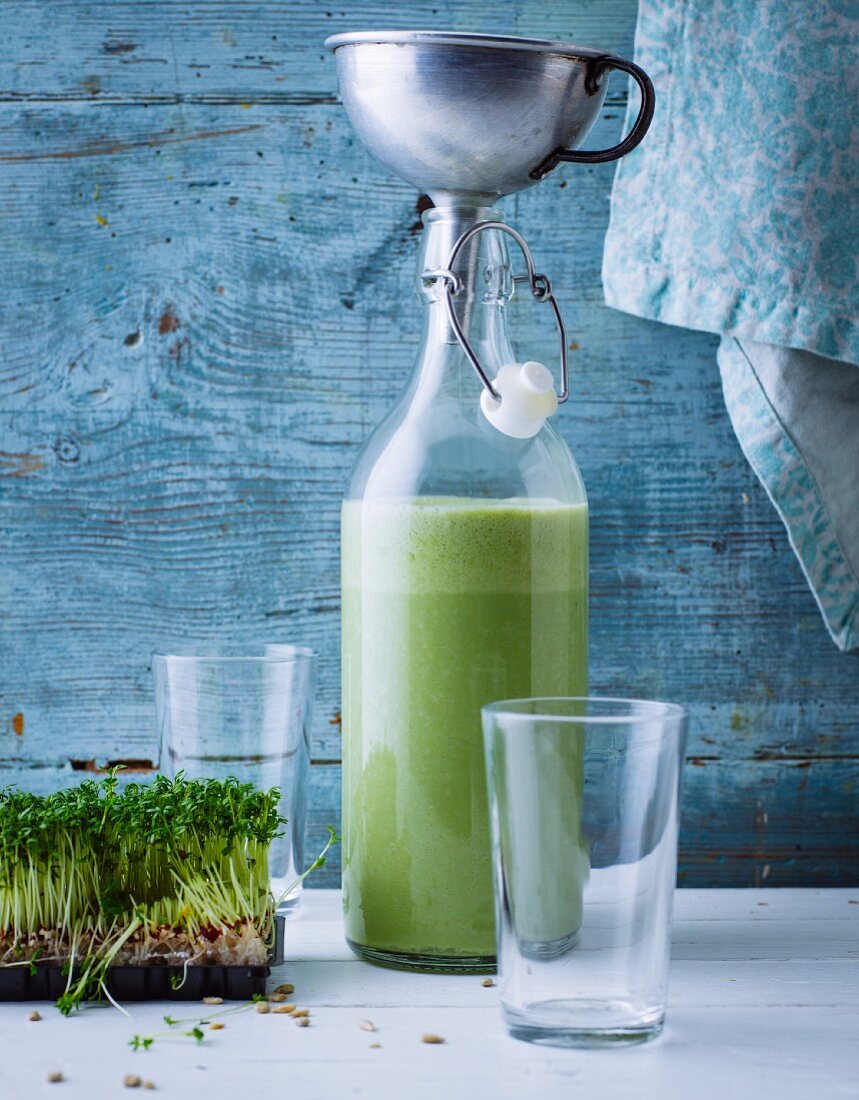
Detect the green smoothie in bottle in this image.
<box><xmin>342</xmin><ymin>497</ymin><xmax>587</xmax><ymax>962</ymax></box>
<box><xmin>340</xmin><ymin>207</ymin><xmax>589</xmax><ymax>971</ymax></box>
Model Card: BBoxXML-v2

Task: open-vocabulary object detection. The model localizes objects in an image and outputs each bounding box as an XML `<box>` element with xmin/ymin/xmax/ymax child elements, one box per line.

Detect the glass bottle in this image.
<box><xmin>341</xmin><ymin>206</ymin><xmax>588</xmax><ymax>971</ymax></box>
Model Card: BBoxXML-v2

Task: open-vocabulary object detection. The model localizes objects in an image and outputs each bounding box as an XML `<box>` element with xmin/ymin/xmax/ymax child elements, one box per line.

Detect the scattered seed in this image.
<box><xmin>480</xmin><ymin>978</ymin><xmax>494</xmax><ymax>987</ymax></box>
<box><xmin>421</xmin><ymin>1033</ymin><xmax>445</xmax><ymax>1044</ymax></box>
<box><xmin>28</xmin><ymin>1011</ymin><xmax>42</xmax><ymax>1022</ymax></box>
<box><xmin>359</xmin><ymin>1018</ymin><xmax>376</xmax><ymax>1032</ymax></box>
<box><xmin>269</xmin><ymin>992</ymin><xmax>287</xmax><ymax>1003</ymax></box>
<box><xmin>47</xmin><ymin>1072</ymin><xmax>64</xmax><ymax>1083</ymax></box>
<box><xmin>256</xmin><ymin>1002</ymin><xmax>271</xmax><ymax>1014</ymax></box>
<box><xmin>209</xmin><ymin>1023</ymin><xmax>225</xmax><ymax>1030</ymax></box>
<box><xmin>292</xmin><ymin>1008</ymin><xmax>310</xmax><ymax>1018</ymax></box>
<box><xmin>143</xmin><ymin>1085</ymin><xmax>156</xmax><ymax>1093</ymax></box>
<box><xmin>274</xmin><ymin>983</ymin><xmax>295</xmax><ymax>995</ymax></box>
<box><xmin>124</xmin><ymin>1076</ymin><xmax>143</xmax><ymax>1089</ymax></box>
<box><xmin>202</xmin><ymin>997</ymin><xmax>223</xmax><ymax>1005</ymax></box>
<box><xmin>273</xmin><ymin>1005</ymin><xmax>295</xmax><ymax>1015</ymax></box>
<box><xmin>295</xmin><ymin>1016</ymin><xmax>310</xmax><ymax>1028</ymax></box>
<box><xmin>369</xmin><ymin>1042</ymin><xmax>382</xmax><ymax>1049</ymax></box>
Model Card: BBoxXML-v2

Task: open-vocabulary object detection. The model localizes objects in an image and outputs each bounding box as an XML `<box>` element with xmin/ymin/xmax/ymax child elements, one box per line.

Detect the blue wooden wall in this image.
<box><xmin>1</xmin><ymin>1</ymin><xmax>856</xmax><ymax>887</ymax></box>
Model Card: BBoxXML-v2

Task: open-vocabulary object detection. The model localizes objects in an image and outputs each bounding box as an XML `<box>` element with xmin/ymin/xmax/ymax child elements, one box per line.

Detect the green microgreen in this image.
<box><xmin>273</xmin><ymin>825</ymin><xmax>339</xmax><ymax>909</ymax></box>
<box><xmin>131</xmin><ymin>997</ymin><xmax>267</xmax><ymax>1050</ymax></box>
<box><xmin>0</xmin><ymin>771</ymin><xmax>334</xmax><ymax>1018</ymax></box>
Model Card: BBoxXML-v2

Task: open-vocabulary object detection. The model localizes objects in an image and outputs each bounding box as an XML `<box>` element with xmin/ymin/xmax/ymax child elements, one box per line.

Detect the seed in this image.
<box><xmin>255</xmin><ymin>1002</ymin><xmax>271</xmax><ymax>1014</ymax></box>
<box><xmin>369</xmin><ymin>1042</ymin><xmax>382</xmax><ymax>1049</ymax></box>
<box><xmin>47</xmin><ymin>1072</ymin><xmax>64</xmax><ymax>1083</ymax></box>
<box><xmin>209</xmin><ymin>1023</ymin><xmax>225</xmax><ymax>1030</ymax></box>
<box><xmin>143</xmin><ymin>1085</ymin><xmax>156</xmax><ymax>1092</ymax></box>
<box><xmin>421</xmin><ymin>1033</ymin><xmax>445</xmax><ymax>1044</ymax></box>
<box><xmin>274</xmin><ymin>983</ymin><xmax>295</xmax><ymax>995</ymax></box>
<box><xmin>124</xmin><ymin>1076</ymin><xmax>143</xmax><ymax>1089</ymax></box>
<box><xmin>202</xmin><ymin>997</ymin><xmax>223</xmax><ymax>1005</ymax></box>
<box><xmin>273</xmin><ymin>1005</ymin><xmax>295</xmax><ymax>1014</ymax></box>
<box><xmin>481</xmin><ymin>978</ymin><xmax>494</xmax><ymax>987</ymax></box>
<box><xmin>359</xmin><ymin>1019</ymin><xmax>376</xmax><ymax>1032</ymax></box>
<box><xmin>295</xmin><ymin>1017</ymin><xmax>310</xmax><ymax>1028</ymax></box>
<box><xmin>292</xmin><ymin>1008</ymin><xmax>310</xmax><ymax>1018</ymax></box>
<box><xmin>28</xmin><ymin>1010</ymin><xmax>42</xmax><ymax>1022</ymax></box>
<box><xmin>269</xmin><ymin>992</ymin><xmax>287</xmax><ymax>1003</ymax></box>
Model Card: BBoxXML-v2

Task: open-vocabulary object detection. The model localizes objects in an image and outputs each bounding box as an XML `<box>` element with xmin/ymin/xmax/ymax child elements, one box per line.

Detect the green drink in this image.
<box><xmin>341</xmin><ymin>496</ymin><xmax>588</xmax><ymax>967</ymax></box>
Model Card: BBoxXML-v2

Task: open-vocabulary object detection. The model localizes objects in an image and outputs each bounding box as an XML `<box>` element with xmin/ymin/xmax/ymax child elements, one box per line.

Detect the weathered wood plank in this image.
<box><xmin>0</xmin><ymin>1</ymin><xmax>636</xmax><ymax>102</ymax></box>
<box><xmin>0</xmin><ymin>3</ymin><xmax>857</xmax><ymax>888</ymax></box>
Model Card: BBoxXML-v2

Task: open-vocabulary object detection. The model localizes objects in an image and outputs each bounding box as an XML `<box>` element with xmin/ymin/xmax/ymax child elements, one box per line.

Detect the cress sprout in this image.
<box><xmin>0</xmin><ymin>770</ymin><xmax>334</xmax><ymax>1014</ymax></box>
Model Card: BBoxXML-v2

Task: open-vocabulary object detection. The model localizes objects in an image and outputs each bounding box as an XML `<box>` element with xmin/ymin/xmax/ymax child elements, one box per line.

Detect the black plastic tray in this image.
<box><xmin>0</xmin><ymin>915</ymin><xmax>285</xmax><ymax>1002</ymax></box>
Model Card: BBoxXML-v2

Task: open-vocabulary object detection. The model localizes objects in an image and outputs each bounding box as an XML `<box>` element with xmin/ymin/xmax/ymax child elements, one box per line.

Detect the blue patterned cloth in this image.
<box><xmin>603</xmin><ymin>0</ymin><xmax>858</xmax><ymax>362</ymax></box>
<box><xmin>603</xmin><ymin>0</ymin><xmax>859</xmax><ymax>649</ymax></box>
<box><xmin>718</xmin><ymin>338</ymin><xmax>859</xmax><ymax>651</ymax></box>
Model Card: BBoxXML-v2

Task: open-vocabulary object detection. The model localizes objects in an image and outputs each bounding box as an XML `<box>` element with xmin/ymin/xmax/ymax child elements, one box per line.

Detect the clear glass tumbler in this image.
<box><xmin>153</xmin><ymin>645</ymin><xmax>317</xmax><ymax>915</ymax></box>
<box><xmin>482</xmin><ymin>697</ymin><xmax>688</xmax><ymax>1047</ymax></box>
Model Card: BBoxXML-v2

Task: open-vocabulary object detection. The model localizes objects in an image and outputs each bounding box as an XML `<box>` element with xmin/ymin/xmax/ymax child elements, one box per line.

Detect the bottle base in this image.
<box><xmin>346</xmin><ymin>938</ymin><xmax>496</xmax><ymax>974</ymax></box>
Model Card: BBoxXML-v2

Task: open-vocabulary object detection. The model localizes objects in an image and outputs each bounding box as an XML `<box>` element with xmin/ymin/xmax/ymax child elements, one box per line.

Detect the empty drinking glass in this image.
<box><xmin>153</xmin><ymin>645</ymin><xmax>317</xmax><ymax>915</ymax></box>
<box><xmin>482</xmin><ymin>697</ymin><xmax>688</xmax><ymax>1047</ymax></box>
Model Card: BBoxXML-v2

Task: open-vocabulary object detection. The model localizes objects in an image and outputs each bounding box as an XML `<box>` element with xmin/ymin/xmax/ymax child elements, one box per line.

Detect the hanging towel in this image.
<box><xmin>602</xmin><ymin>0</ymin><xmax>859</xmax><ymax>649</ymax></box>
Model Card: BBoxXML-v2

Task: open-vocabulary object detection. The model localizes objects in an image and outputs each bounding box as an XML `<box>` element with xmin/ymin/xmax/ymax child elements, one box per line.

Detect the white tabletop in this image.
<box><xmin>2</xmin><ymin>888</ymin><xmax>857</xmax><ymax>1099</ymax></box>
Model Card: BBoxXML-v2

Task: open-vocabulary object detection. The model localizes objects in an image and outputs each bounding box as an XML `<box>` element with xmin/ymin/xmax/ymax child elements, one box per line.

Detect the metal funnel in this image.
<box><xmin>325</xmin><ymin>31</ymin><xmax>654</xmax><ymax>208</ymax></box>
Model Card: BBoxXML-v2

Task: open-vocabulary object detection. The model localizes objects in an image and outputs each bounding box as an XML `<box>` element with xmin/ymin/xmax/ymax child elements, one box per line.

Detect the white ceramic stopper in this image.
<box><xmin>479</xmin><ymin>361</ymin><xmax>558</xmax><ymax>439</ymax></box>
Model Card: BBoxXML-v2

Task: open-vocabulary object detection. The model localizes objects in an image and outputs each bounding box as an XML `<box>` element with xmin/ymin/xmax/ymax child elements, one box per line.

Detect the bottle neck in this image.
<box><xmin>411</xmin><ymin>206</ymin><xmax>515</xmax><ymax>402</ymax></box>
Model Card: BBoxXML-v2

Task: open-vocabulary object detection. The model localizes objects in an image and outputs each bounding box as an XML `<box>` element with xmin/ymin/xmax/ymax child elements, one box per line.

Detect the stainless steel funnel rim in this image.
<box><xmin>324</xmin><ymin>29</ymin><xmax>607</xmax><ymax>61</ymax></box>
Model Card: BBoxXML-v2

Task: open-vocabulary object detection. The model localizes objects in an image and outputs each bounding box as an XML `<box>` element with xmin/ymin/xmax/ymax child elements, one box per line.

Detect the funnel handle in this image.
<box><xmin>530</xmin><ymin>55</ymin><xmax>655</xmax><ymax>177</ymax></box>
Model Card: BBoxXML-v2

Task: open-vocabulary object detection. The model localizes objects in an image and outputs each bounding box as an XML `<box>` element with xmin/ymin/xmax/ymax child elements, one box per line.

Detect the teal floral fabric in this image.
<box><xmin>718</xmin><ymin>338</ymin><xmax>859</xmax><ymax>651</ymax></box>
<box><xmin>602</xmin><ymin>0</ymin><xmax>859</xmax><ymax>649</ymax></box>
<box><xmin>602</xmin><ymin>0</ymin><xmax>858</xmax><ymax>364</ymax></box>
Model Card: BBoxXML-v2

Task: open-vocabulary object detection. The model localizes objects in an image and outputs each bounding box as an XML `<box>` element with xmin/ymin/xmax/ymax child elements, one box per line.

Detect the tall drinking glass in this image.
<box><xmin>482</xmin><ymin>697</ymin><xmax>688</xmax><ymax>1047</ymax></box>
<box><xmin>153</xmin><ymin>645</ymin><xmax>317</xmax><ymax>915</ymax></box>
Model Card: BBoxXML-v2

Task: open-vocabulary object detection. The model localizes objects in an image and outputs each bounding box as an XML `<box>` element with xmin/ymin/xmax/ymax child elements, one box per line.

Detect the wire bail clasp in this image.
<box><xmin>422</xmin><ymin>221</ymin><xmax>569</xmax><ymax>405</ymax></box>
